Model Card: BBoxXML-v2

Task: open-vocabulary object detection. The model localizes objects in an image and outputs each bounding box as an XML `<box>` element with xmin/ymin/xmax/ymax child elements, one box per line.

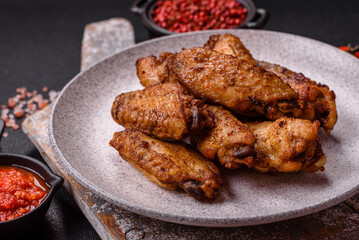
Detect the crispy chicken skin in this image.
<box><xmin>136</xmin><ymin>52</ymin><xmax>177</xmax><ymax>88</ymax></box>
<box><xmin>204</xmin><ymin>34</ymin><xmax>256</xmax><ymax>64</ymax></box>
<box><xmin>110</xmin><ymin>130</ymin><xmax>222</xmax><ymax>201</ymax></box>
<box><xmin>111</xmin><ymin>83</ymin><xmax>213</xmax><ymax>140</ymax></box>
<box><xmin>257</xmin><ymin>61</ymin><xmax>337</xmax><ymax>134</ymax></box>
<box><xmin>247</xmin><ymin>117</ymin><xmax>326</xmax><ymax>173</ymax></box>
<box><xmin>206</xmin><ymin>33</ymin><xmax>337</xmax><ymax>133</ymax></box>
<box><xmin>137</xmin><ymin>34</ymin><xmax>256</xmax><ymax>88</ymax></box>
<box><xmin>172</xmin><ymin>47</ymin><xmax>300</xmax><ymax>119</ymax></box>
<box><xmin>192</xmin><ymin>105</ymin><xmax>255</xmax><ymax>169</ymax></box>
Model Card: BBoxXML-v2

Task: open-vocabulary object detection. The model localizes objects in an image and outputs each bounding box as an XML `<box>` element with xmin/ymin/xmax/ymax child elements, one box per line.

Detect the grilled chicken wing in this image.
<box><xmin>257</xmin><ymin>61</ymin><xmax>337</xmax><ymax>134</ymax></box>
<box><xmin>111</xmin><ymin>83</ymin><xmax>213</xmax><ymax>140</ymax></box>
<box><xmin>172</xmin><ymin>47</ymin><xmax>300</xmax><ymax>119</ymax></box>
<box><xmin>247</xmin><ymin>117</ymin><xmax>326</xmax><ymax>173</ymax></box>
<box><xmin>205</xmin><ymin>33</ymin><xmax>337</xmax><ymax>133</ymax></box>
<box><xmin>137</xmin><ymin>34</ymin><xmax>256</xmax><ymax>88</ymax></box>
<box><xmin>110</xmin><ymin>130</ymin><xmax>222</xmax><ymax>201</ymax></box>
<box><xmin>136</xmin><ymin>52</ymin><xmax>177</xmax><ymax>88</ymax></box>
<box><xmin>192</xmin><ymin>105</ymin><xmax>255</xmax><ymax>169</ymax></box>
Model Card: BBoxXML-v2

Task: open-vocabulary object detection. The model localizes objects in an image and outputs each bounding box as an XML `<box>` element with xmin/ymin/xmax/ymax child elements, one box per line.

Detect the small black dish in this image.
<box><xmin>131</xmin><ymin>0</ymin><xmax>269</xmax><ymax>38</ymax></box>
<box><xmin>0</xmin><ymin>119</ymin><xmax>64</xmax><ymax>235</ymax></box>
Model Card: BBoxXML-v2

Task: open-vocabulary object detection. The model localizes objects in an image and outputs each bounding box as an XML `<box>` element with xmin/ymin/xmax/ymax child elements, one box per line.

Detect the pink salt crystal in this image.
<box><xmin>14</xmin><ymin>108</ymin><xmax>24</xmax><ymax>118</ymax></box>
<box><xmin>16</xmin><ymin>87</ymin><xmax>26</xmax><ymax>94</ymax></box>
<box><xmin>33</xmin><ymin>94</ymin><xmax>43</xmax><ymax>103</ymax></box>
<box><xmin>5</xmin><ymin>119</ymin><xmax>15</xmax><ymax>127</ymax></box>
<box><xmin>1</xmin><ymin>108</ymin><xmax>9</xmax><ymax>116</ymax></box>
<box><xmin>38</xmin><ymin>99</ymin><xmax>49</xmax><ymax>109</ymax></box>
<box><xmin>13</xmin><ymin>95</ymin><xmax>20</xmax><ymax>101</ymax></box>
<box><xmin>49</xmin><ymin>90</ymin><xmax>58</xmax><ymax>102</ymax></box>
<box><xmin>27</xmin><ymin>103</ymin><xmax>36</xmax><ymax>112</ymax></box>
<box><xmin>2</xmin><ymin>87</ymin><xmax>58</xmax><ymax>135</ymax></box>
<box><xmin>19</xmin><ymin>93</ymin><xmax>26</xmax><ymax>100</ymax></box>
<box><xmin>8</xmin><ymin>98</ymin><xmax>16</xmax><ymax>108</ymax></box>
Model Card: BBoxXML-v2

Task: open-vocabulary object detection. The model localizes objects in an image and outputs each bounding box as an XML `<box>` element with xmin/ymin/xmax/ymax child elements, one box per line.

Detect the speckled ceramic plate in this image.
<box><xmin>49</xmin><ymin>29</ymin><xmax>359</xmax><ymax>227</ymax></box>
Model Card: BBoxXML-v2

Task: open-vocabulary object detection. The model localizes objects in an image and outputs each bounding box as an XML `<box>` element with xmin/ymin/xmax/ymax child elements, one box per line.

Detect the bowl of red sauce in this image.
<box><xmin>0</xmin><ymin>120</ymin><xmax>63</xmax><ymax>234</ymax></box>
<box><xmin>131</xmin><ymin>0</ymin><xmax>268</xmax><ymax>37</ymax></box>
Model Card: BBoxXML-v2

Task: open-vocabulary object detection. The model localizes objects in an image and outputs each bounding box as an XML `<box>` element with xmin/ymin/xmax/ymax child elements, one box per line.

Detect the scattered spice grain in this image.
<box><xmin>7</xmin><ymin>98</ymin><xmax>16</xmax><ymax>108</ymax></box>
<box><xmin>1</xmin><ymin>87</ymin><xmax>59</xmax><ymax>136</ymax></box>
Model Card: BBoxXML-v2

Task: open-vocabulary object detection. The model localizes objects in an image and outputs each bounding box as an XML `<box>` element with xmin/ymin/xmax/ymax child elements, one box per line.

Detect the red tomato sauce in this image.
<box><xmin>0</xmin><ymin>165</ymin><xmax>49</xmax><ymax>222</ymax></box>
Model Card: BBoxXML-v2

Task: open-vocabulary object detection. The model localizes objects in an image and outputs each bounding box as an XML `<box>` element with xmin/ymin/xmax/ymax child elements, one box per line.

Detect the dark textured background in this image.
<box><xmin>0</xmin><ymin>0</ymin><xmax>358</xmax><ymax>239</ymax></box>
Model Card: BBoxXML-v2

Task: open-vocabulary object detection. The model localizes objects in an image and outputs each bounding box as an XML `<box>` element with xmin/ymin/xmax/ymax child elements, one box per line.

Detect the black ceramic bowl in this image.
<box><xmin>0</xmin><ymin>120</ymin><xmax>63</xmax><ymax>235</ymax></box>
<box><xmin>131</xmin><ymin>0</ymin><xmax>268</xmax><ymax>37</ymax></box>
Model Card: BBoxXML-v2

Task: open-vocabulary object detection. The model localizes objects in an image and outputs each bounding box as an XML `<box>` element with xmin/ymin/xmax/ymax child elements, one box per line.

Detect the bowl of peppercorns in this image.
<box><xmin>131</xmin><ymin>0</ymin><xmax>268</xmax><ymax>37</ymax></box>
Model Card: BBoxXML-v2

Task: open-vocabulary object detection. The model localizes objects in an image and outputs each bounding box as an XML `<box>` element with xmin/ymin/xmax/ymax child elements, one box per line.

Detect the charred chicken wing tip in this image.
<box><xmin>110</xmin><ymin>130</ymin><xmax>222</xmax><ymax>201</ymax></box>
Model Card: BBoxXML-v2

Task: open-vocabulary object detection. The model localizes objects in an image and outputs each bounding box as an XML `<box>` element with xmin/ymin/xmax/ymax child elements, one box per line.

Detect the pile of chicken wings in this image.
<box><xmin>109</xmin><ymin>34</ymin><xmax>337</xmax><ymax>202</ymax></box>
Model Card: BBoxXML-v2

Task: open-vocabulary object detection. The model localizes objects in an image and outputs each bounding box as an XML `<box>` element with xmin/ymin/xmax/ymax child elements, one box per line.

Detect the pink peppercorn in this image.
<box><xmin>152</xmin><ymin>0</ymin><xmax>247</xmax><ymax>33</ymax></box>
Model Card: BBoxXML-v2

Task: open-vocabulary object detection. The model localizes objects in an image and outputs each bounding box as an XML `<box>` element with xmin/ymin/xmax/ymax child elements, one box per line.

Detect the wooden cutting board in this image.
<box><xmin>22</xmin><ymin>18</ymin><xmax>359</xmax><ymax>240</ymax></box>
